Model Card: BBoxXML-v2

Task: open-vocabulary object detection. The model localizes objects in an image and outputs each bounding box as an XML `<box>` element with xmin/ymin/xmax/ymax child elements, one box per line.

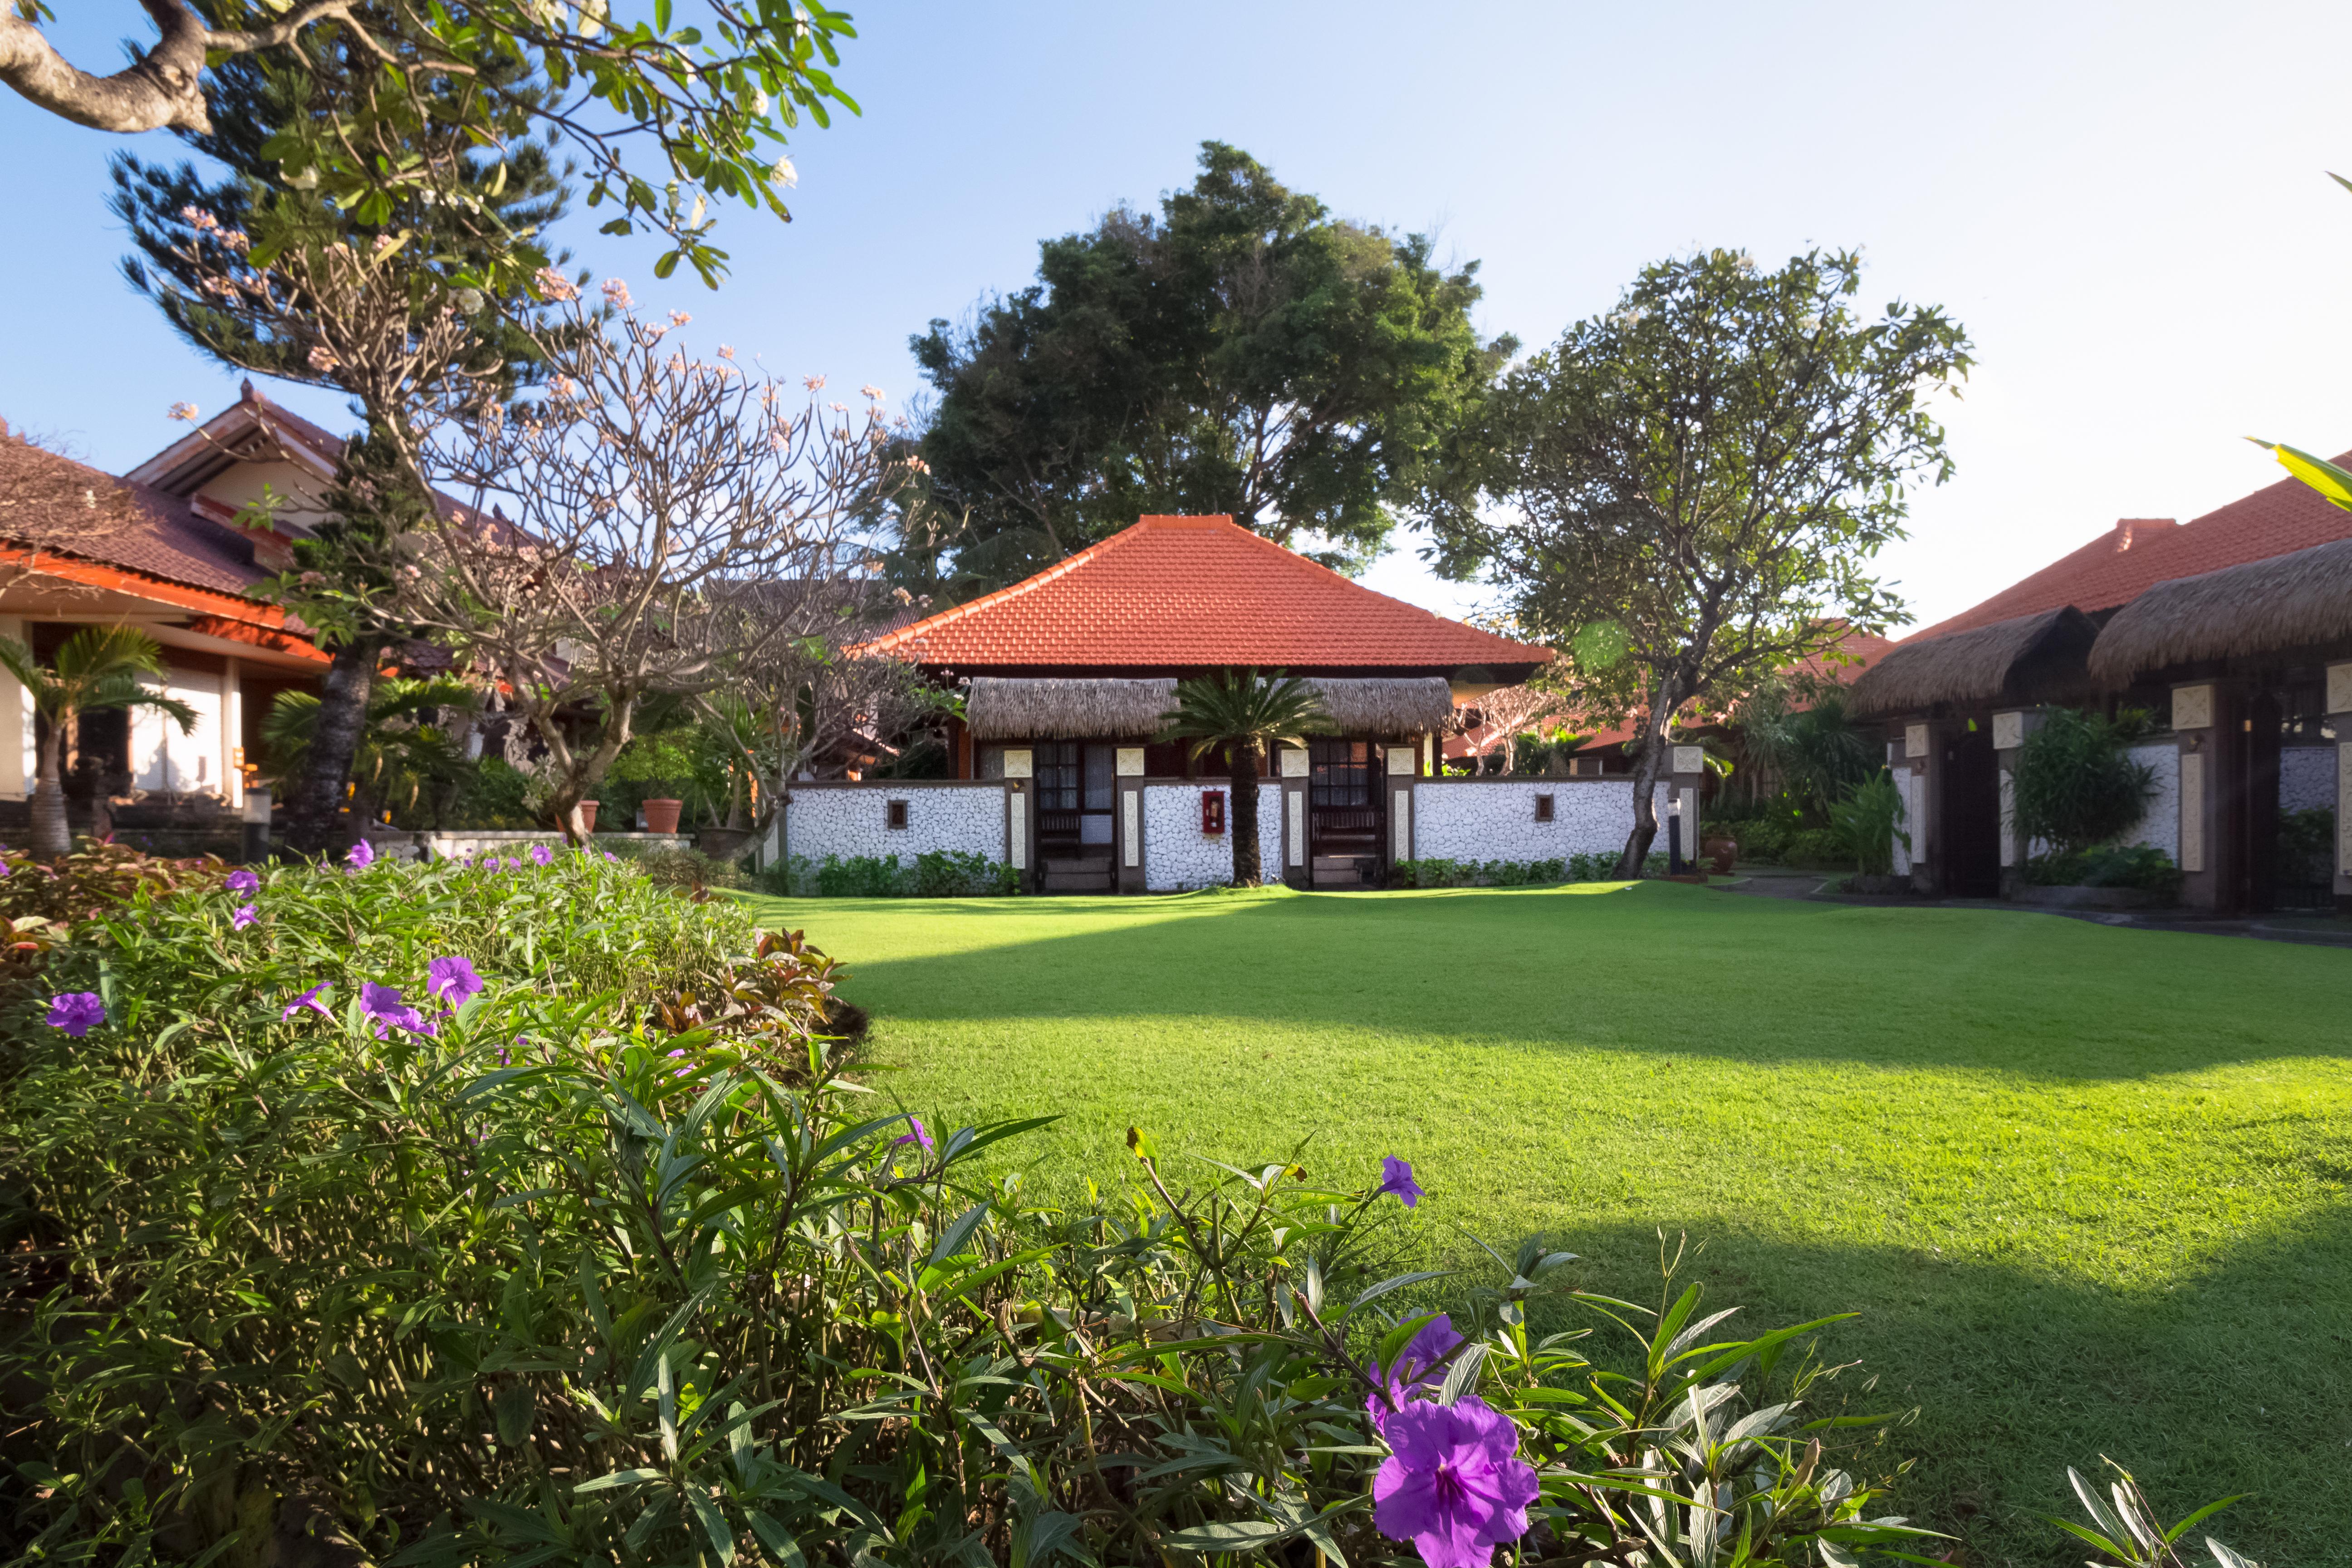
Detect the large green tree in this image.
<box><xmin>2</xmin><ymin>0</ymin><xmax>857</xmax><ymax>285</ymax></box>
<box><xmin>109</xmin><ymin>21</ymin><xmax>568</xmax><ymax>856</ymax></box>
<box><xmin>905</xmin><ymin>142</ymin><xmax>1511</xmax><ymax>595</ymax></box>
<box><xmin>1425</xmin><ymin>248</ymin><xmax>1971</xmax><ymax>874</ymax></box>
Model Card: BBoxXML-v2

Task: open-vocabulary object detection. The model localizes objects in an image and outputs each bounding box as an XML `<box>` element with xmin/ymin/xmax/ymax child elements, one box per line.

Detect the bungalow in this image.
<box><xmin>851</xmin><ymin>514</ymin><xmax>1553</xmax><ymax>891</ymax></box>
<box><xmin>0</xmin><ymin>388</ymin><xmax>333</xmax><ymax>852</ymax></box>
<box><xmin>1851</xmin><ymin>452</ymin><xmax>2352</xmax><ymax>914</ymax></box>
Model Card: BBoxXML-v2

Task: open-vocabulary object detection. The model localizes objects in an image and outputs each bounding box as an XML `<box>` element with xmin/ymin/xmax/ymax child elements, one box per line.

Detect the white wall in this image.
<box><xmin>2120</xmin><ymin>742</ymin><xmax>2180</xmax><ymax>860</ymax></box>
<box><xmin>1410</xmin><ymin>779</ymin><xmax>1672</xmax><ymax>863</ymax></box>
<box><xmin>130</xmin><ymin>663</ymin><xmax>227</xmax><ymax>797</ymax></box>
<box><xmin>0</xmin><ymin>615</ymin><xmax>29</xmax><ymax>800</ymax></box>
<box><xmin>1144</xmin><ymin>781</ymin><xmax>1283</xmax><ymax>891</ymax></box>
<box><xmin>2279</xmin><ymin>745</ymin><xmax>2335</xmax><ymax>815</ymax></box>
<box><xmin>784</xmin><ymin>784</ymin><xmax>1007</xmax><ymax>866</ymax></box>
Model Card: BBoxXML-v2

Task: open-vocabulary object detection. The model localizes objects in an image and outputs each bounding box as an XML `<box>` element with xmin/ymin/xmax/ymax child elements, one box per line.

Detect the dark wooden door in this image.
<box><xmin>1307</xmin><ymin>739</ymin><xmax>1383</xmax><ymax>886</ymax></box>
<box><xmin>1940</xmin><ymin>725</ymin><xmax>2000</xmax><ymax>897</ymax></box>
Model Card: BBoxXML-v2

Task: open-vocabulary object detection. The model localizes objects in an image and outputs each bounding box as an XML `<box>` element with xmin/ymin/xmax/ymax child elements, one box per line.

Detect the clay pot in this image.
<box><xmin>642</xmin><ymin>798</ymin><xmax>684</xmax><ymax>835</ymax></box>
<box><xmin>1700</xmin><ymin>834</ymin><xmax>1738</xmax><ymax>875</ymax></box>
<box><xmin>576</xmin><ymin>800</ymin><xmax>600</xmax><ymax>835</ymax></box>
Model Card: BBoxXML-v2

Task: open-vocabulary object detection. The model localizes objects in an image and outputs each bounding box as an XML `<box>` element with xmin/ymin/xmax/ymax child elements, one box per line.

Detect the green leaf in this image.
<box><xmin>687</xmin><ymin>1490</ymin><xmax>736</xmax><ymax>1567</ymax></box>
<box><xmin>573</xmin><ymin>1468</ymin><xmax>668</xmax><ymax>1495</ymax></box>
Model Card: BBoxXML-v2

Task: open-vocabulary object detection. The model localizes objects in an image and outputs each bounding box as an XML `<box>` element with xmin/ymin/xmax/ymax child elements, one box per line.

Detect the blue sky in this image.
<box><xmin>5</xmin><ymin>0</ymin><xmax>2351</xmax><ymax>631</ymax></box>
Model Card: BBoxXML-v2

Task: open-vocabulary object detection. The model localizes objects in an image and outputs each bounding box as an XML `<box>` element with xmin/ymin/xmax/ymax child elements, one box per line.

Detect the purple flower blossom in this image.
<box><xmin>360</xmin><ymin>980</ymin><xmax>428</xmax><ymax>1038</ymax></box>
<box><xmin>427</xmin><ymin>955</ymin><xmax>484</xmax><ymax>1006</ymax></box>
<box><xmin>603</xmin><ymin>851</ymin><xmax>618</xmax><ymax>863</ymax></box>
<box><xmin>1370</xmin><ymin>1314</ymin><xmax>1464</xmax><ymax>1424</ymax></box>
<box><xmin>225</xmin><ymin>868</ymin><xmax>260</xmax><ymax>894</ymax></box>
<box><xmin>893</xmin><ymin>1116</ymin><xmax>934</xmax><ymax>1152</ymax></box>
<box><xmin>46</xmin><ymin>991</ymin><xmax>105</xmax><ymax>1037</ymax></box>
<box><xmin>528</xmin><ymin>843</ymin><xmax>554</xmax><ymax>867</ymax></box>
<box><xmin>282</xmin><ymin>983</ymin><xmax>332</xmax><ymax>1021</ymax></box>
<box><xmin>232</xmin><ymin>903</ymin><xmax>259</xmax><ymax>930</ymax></box>
<box><xmin>1378</xmin><ymin>1155</ymin><xmax>1424</xmax><ymax>1209</ymax></box>
<box><xmin>1372</xmin><ymin>1396</ymin><xmax>1539</xmax><ymax>1568</ymax></box>
<box><xmin>346</xmin><ymin>839</ymin><xmax>376</xmax><ymax>869</ymax></box>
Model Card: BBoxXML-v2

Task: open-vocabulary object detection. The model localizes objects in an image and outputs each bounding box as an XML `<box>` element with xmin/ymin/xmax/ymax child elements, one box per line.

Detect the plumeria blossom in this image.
<box><xmin>1369</xmin><ymin>1314</ymin><xmax>1464</xmax><ymax>1425</ymax></box>
<box><xmin>225</xmin><ymin>868</ymin><xmax>260</xmax><ymax>894</ymax></box>
<box><xmin>346</xmin><ymin>839</ymin><xmax>376</xmax><ymax>870</ymax></box>
<box><xmin>859</xmin><ymin>383</ymin><xmax>884</xmax><ymax>401</ymax></box>
<box><xmin>308</xmin><ymin>345</ymin><xmax>342</xmax><ymax>372</ymax></box>
<box><xmin>282</xmin><ymin>983</ymin><xmax>333</xmax><ymax>1022</ymax></box>
<box><xmin>167</xmin><ymin>402</ymin><xmax>199</xmax><ymax>421</ymax></box>
<box><xmin>769</xmin><ymin>153</ymin><xmax>798</xmax><ymax>189</ymax></box>
<box><xmin>47</xmin><ymin>992</ymin><xmax>105</xmax><ymax>1037</ymax></box>
<box><xmin>603</xmin><ymin>278</ymin><xmax>634</xmax><ymax>309</ymax></box>
<box><xmin>427</xmin><ymin>956</ymin><xmax>485</xmax><ymax>1007</ymax></box>
<box><xmin>669</xmin><ymin>310</ymin><xmax>692</xmax><ymax>327</ymax></box>
<box><xmin>1378</xmin><ymin>1155</ymin><xmax>1425</xmax><ymax>1208</ymax></box>
<box><xmin>233</xmin><ymin>904</ymin><xmax>260</xmax><ymax>930</ymax></box>
<box><xmin>534</xmin><ymin>267</ymin><xmax>580</xmax><ymax>303</ymax></box>
<box><xmin>1372</xmin><ymin>1396</ymin><xmax>1539</xmax><ymax>1568</ymax></box>
<box><xmin>893</xmin><ymin>1116</ymin><xmax>934</xmax><ymax>1152</ymax></box>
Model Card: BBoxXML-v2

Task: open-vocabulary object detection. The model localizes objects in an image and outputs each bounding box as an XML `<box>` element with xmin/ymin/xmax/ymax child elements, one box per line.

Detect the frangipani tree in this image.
<box><xmin>0</xmin><ymin>627</ymin><xmax>198</xmax><ymax>860</ymax></box>
<box><xmin>1156</xmin><ymin>670</ymin><xmax>1328</xmax><ymax>886</ymax></box>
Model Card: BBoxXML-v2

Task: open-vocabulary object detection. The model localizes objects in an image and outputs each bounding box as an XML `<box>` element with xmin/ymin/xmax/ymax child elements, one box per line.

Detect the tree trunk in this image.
<box><xmin>1617</xmin><ymin>691</ymin><xmax>1678</xmax><ymax>877</ymax></box>
<box><xmin>284</xmin><ymin>636</ymin><xmax>379</xmax><ymax>858</ymax></box>
<box><xmin>1228</xmin><ymin>741</ymin><xmax>1262</xmax><ymax>886</ymax></box>
<box><xmin>28</xmin><ymin>722</ymin><xmax>69</xmax><ymax>860</ymax></box>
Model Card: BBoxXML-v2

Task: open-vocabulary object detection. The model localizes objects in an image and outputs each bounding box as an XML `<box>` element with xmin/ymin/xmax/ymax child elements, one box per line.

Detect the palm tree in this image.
<box><xmin>0</xmin><ymin>627</ymin><xmax>199</xmax><ymax>860</ymax></box>
<box><xmin>1157</xmin><ymin>670</ymin><xmax>1329</xmax><ymax>886</ymax></box>
<box><xmin>265</xmin><ymin>676</ymin><xmax>476</xmax><ymax>829</ymax></box>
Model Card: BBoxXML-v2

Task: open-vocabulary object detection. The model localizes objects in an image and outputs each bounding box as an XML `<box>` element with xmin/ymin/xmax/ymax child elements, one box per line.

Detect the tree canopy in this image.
<box><xmin>902</xmin><ymin>142</ymin><xmax>1511</xmax><ymax>598</ymax></box>
<box><xmin>1426</xmin><ymin>247</ymin><xmax>1971</xmax><ymax>869</ymax></box>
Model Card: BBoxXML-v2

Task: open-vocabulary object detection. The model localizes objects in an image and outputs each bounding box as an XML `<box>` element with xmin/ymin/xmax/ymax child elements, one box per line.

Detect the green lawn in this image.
<box><xmin>744</xmin><ymin>882</ymin><xmax>2352</xmax><ymax>1566</ymax></box>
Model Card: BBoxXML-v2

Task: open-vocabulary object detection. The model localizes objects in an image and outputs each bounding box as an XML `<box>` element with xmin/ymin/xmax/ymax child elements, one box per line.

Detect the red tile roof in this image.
<box><xmin>864</xmin><ymin>515</ymin><xmax>1553</xmax><ymax>673</ymax></box>
<box><xmin>1911</xmin><ymin>452</ymin><xmax>2352</xmax><ymax>642</ymax></box>
<box><xmin>3</xmin><ymin>433</ymin><xmax>266</xmax><ymax>596</ymax></box>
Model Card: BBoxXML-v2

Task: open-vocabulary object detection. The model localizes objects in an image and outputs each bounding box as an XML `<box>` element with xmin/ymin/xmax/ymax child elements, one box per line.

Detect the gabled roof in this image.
<box><xmin>1912</xmin><ymin>450</ymin><xmax>2352</xmax><ymax>642</ymax></box>
<box><xmin>863</xmin><ymin>515</ymin><xmax>1552</xmax><ymax>674</ymax></box>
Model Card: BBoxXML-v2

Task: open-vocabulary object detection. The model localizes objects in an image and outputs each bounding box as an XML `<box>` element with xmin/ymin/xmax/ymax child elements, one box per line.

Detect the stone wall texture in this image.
<box><xmin>2280</xmin><ymin>745</ymin><xmax>2336</xmax><ymax>815</ymax></box>
<box><xmin>785</xmin><ymin>785</ymin><xmax>1006</xmax><ymax>867</ymax></box>
<box><xmin>2120</xmin><ymin>743</ymin><xmax>2180</xmax><ymax>859</ymax></box>
<box><xmin>1144</xmin><ymin>781</ymin><xmax>1284</xmax><ymax>891</ymax></box>
<box><xmin>1410</xmin><ymin>780</ymin><xmax>1671</xmax><ymax>862</ymax></box>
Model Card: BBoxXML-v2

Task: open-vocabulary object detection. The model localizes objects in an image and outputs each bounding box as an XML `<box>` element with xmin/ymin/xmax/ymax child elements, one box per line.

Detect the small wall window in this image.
<box><xmin>886</xmin><ymin>799</ymin><xmax>909</xmax><ymax>830</ymax></box>
<box><xmin>1534</xmin><ymin>793</ymin><xmax>1555</xmax><ymax>823</ymax></box>
<box><xmin>1201</xmin><ymin>789</ymin><xmax>1226</xmax><ymax>835</ymax></box>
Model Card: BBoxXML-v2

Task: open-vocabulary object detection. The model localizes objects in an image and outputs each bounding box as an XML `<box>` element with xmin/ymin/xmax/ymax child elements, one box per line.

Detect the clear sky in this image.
<box><xmin>5</xmin><ymin>0</ymin><xmax>2350</xmax><ymax>633</ymax></box>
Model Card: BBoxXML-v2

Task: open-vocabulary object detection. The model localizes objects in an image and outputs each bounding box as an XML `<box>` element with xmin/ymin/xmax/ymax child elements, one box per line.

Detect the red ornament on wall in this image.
<box><xmin>1201</xmin><ymin>789</ymin><xmax>1227</xmax><ymax>835</ymax></box>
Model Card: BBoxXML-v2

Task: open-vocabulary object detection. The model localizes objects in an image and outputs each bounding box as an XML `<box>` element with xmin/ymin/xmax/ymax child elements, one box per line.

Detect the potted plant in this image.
<box><xmin>642</xmin><ymin>797</ymin><xmax>684</xmax><ymax>835</ymax></box>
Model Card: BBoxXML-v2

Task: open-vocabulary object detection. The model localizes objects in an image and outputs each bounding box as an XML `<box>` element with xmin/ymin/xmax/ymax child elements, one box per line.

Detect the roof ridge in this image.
<box><xmin>867</xmin><ymin>515</ymin><xmax>1186</xmax><ymax>652</ymax></box>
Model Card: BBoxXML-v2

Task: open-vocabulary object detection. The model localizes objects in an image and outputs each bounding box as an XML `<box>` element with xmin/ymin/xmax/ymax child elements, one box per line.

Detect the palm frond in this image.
<box><xmin>1156</xmin><ymin>669</ymin><xmax>1332</xmax><ymax>762</ymax></box>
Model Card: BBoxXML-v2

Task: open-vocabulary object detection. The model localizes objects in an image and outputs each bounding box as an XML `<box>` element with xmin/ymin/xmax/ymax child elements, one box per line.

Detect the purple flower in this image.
<box><xmin>603</xmin><ymin>851</ymin><xmax>618</xmax><ymax>863</ymax></box>
<box><xmin>893</xmin><ymin>1116</ymin><xmax>934</xmax><ymax>1152</ymax></box>
<box><xmin>232</xmin><ymin>903</ymin><xmax>259</xmax><ymax>930</ymax></box>
<box><xmin>225</xmin><ymin>868</ymin><xmax>260</xmax><ymax>894</ymax></box>
<box><xmin>282</xmin><ymin>983</ymin><xmax>332</xmax><ymax>1021</ymax></box>
<box><xmin>46</xmin><ymin>991</ymin><xmax>105</xmax><ymax>1037</ymax></box>
<box><xmin>1372</xmin><ymin>1396</ymin><xmax>1539</xmax><ymax>1568</ymax></box>
<box><xmin>528</xmin><ymin>843</ymin><xmax>554</xmax><ymax>867</ymax></box>
<box><xmin>1370</xmin><ymin>1314</ymin><xmax>1464</xmax><ymax>1424</ymax></box>
<box><xmin>360</xmin><ymin>980</ymin><xmax>427</xmax><ymax>1037</ymax></box>
<box><xmin>346</xmin><ymin>838</ymin><xmax>376</xmax><ymax>869</ymax></box>
<box><xmin>1378</xmin><ymin>1155</ymin><xmax>1424</xmax><ymax>1209</ymax></box>
<box><xmin>427</xmin><ymin>955</ymin><xmax>484</xmax><ymax>1006</ymax></box>
<box><xmin>502</xmin><ymin>857</ymin><xmax>520</xmax><ymax>871</ymax></box>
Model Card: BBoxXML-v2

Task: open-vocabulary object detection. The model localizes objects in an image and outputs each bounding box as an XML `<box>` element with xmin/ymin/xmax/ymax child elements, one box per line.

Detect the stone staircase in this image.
<box><xmin>1311</xmin><ymin>854</ymin><xmax>1380</xmax><ymax>888</ymax></box>
<box><xmin>1040</xmin><ymin>855</ymin><xmax>1115</xmax><ymax>893</ymax></box>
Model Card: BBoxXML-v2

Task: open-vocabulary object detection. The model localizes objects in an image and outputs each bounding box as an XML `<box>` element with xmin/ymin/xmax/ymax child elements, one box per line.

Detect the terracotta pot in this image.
<box><xmin>1701</xmin><ymin>834</ymin><xmax>1738</xmax><ymax>875</ymax></box>
<box><xmin>576</xmin><ymin>800</ymin><xmax>600</xmax><ymax>835</ymax></box>
<box><xmin>642</xmin><ymin>798</ymin><xmax>684</xmax><ymax>835</ymax></box>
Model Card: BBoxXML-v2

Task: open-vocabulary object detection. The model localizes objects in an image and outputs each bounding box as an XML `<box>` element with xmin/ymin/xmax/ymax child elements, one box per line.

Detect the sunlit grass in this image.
<box><xmin>743</xmin><ymin>882</ymin><xmax>2352</xmax><ymax>1565</ymax></box>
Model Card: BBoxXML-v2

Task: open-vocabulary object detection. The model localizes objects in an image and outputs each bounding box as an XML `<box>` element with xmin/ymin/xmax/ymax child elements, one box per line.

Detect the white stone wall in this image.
<box><xmin>131</xmin><ymin>663</ymin><xmax>229</xmax><ymax>798</ymax></box>
<box><xmin>2279</xmin><ymin>745</ymin><xmax>2336</xmax><ymax>815</ymax></box>
<box><xmin>2120</xmin><ymin>742</ymin><xmax>2180</xmax><ymax>860</ymax></box>
<box><xmin>1144</xmin><ymin>781</ymin><xmax>1283</xmax><ymax>891</ymax></box>
<box><xmin>784</xmin><ymin>785</ymin><xmax>1007</xmax><ymax>867</ymax></box>
<box><xmin>0</xmin><ymin>615</ymin><xmax>31</xmax><ymax>799</ymax></box>
<box><xmin>1409</xmin><ymin>780</ymin><xmax>1672</xmax><ymax>863</ymax></box>
<box><xmin>1892</xmin><ymin>771</ymin><xmax>1922</xmax><ymax>875</ymax></box>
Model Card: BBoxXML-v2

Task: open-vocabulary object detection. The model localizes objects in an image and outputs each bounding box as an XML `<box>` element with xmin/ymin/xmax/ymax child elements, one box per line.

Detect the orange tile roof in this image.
<box><xmin>1911</xmin><ymin>451</ymin><xmax>2352</xmax><ymax>642</ymax></box>
<box><xmin>865</xmin><ymin>515</ymin><xmax>1553</xmax><ymax>673</ymax></box>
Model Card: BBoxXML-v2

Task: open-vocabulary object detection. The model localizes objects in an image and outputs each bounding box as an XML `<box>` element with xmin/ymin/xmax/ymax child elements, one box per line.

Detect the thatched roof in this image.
<box><xmin>1304</xmin><ymin>676</ymin><xmax>1455</xmax><ymax>734</ymax></box>
<box><xmin>964</xmin><ymin>677</ymin><xmax>1177</xmax><ymax>740</ymax></box>
<box><xmin>2089</xmin><ymin>535</ymin><xmax>2352</xmax><ymax>682</ymax></box>
<box><xmin>1849</xmin><ymin>607</ymin><xmax>2099</xmax><ymax>714</ymax></box>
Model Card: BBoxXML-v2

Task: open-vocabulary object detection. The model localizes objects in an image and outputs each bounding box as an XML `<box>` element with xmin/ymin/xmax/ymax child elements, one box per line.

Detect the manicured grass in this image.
<box><xmin>744</xmin><ymin>882</ymin><xmax>2352</xmax><ymax>1565</ymax></box>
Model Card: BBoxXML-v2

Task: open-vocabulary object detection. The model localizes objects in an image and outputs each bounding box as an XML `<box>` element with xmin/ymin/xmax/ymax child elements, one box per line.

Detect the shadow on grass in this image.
<box><xmin>784</xmin><ymin>882</ymin><xmax>2352</xmax><ymax>1081</ymax></box>
<box><xmin>1449</xmin><ymin>1205</ymin><xmax>2352</xmax><ymax>1568</ymax></box>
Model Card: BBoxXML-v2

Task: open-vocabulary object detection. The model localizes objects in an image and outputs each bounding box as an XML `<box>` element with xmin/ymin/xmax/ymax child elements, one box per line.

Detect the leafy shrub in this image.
<box><xmin>2021</xmin><ymin>843</ymin><xmax>2183</xmax><ymax>895</ymax></box>
<box><xmin>442</xmin><ymin>755</ymin><xmax>543</xmax><ymax>829</ymax></box>
<box><xmin>0</xmin><ymin>839</ymin><xmax>230</xmax><ymax>925</ymax></box>
<box><xmin>1828</xmin><ymin>770</ymin><xmax>1910</xmax><ymax>876</ymax></box>
<box><xmin>1390</xmin><ymin>853</ymin><xmax>1666</xmax><ymax>887</ymax></box>
<box><xmin>757</xmin><ymin>851</ymin><xmax>1020</xmax><ymax>898</ymax></box>
<box><xmin>2276</xmin><ymin>805</ymin><xmax>2336</xmax><ymax>884</ymax></box>
<box><xmin>2014</xmin><ymin>707</ymin><xmax>2157</xmax><ymax>857</ymax></box>
<box><xmin>620</xmin><ymin>844</ymin><xmax>747</xmax><ymax>892</ymax></box>
<box><xmin>1779</xmin><ymin>826</ymin><xmax>1852</xmax><ymax>867</ymax></box>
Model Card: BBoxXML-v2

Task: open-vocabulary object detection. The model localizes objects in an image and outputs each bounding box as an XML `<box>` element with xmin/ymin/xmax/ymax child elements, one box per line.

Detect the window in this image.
<box><xmin>1309</xmin><ymin>738</ymin><xmax>1371</xmax><ymax>807</ymax></box>
<box><xmin>1035</xmin><ymin>741</ymin><xmax>1081</xmax><ymax>811</ymax></box>
<box><xmin>886</xmin><ymin>799</ymin><xmax>909</xmax><ymax>830</ymax></box>
<box><xmin>1083</xmin><ymin>744</ymin><xmax>1115</xmax><ymax>811</ymax></box>
<box><xmin>1534</xmin><ymin>793</ymin><xmax>1555</xmax><ymax>823</ymax></box>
